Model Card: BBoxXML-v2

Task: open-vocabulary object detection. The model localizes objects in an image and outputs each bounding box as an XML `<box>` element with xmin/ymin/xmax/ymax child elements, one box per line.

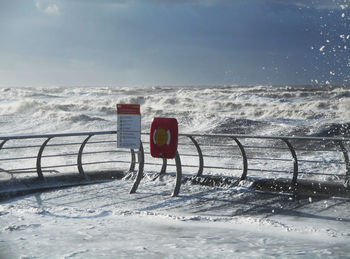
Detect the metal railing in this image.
<box><xmin>1</xmin><ymin>131</ymin><xmax>349</xmax><ymax>196</ymax></box>
<box><xmin>0</xmin><ymin>131</ymin><xmax>125</xmax><ymax>179</ymax></box>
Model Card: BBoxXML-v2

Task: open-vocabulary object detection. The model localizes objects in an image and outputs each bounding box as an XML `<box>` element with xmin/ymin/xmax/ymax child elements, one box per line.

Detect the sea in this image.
<box><xmin>0</xmin><ymin>84</ymin><xmax>349</xmax><ymax>137</ymax></box>
<box><xmin>1</xmin><ymin>84</ymin><xmax>350</xmax><ymax>258</ymax></box>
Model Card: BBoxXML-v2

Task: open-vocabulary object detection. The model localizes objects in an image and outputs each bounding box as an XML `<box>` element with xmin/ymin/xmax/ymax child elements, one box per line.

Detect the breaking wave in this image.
<box><xmin>0</xmin><ymin>85</ymin><xmax>349</xmax><ymax>136</ymax></box>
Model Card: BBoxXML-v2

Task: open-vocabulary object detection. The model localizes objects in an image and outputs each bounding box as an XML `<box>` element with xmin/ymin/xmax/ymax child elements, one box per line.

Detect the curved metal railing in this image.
<box><xmin>1</xmin><ymin>131</ymin><xmax>349</xmax><ymax>196</ymax></box>
<box><xmin>178</xmin><ymin>133</ymin><xmax>349</xmax><ymax>187</ymax></box>
<box><xmin>0</xmin><ymin>131</ymin><xmax>124</xmax><ymax>179</ymax></box>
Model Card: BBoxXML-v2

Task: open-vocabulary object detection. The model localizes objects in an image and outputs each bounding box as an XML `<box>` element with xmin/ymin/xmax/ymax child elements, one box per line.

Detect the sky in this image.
<box><xmin>0</xmin><ymin>0</ymin><xmax>348</xmax><ymax>87</ymax></box>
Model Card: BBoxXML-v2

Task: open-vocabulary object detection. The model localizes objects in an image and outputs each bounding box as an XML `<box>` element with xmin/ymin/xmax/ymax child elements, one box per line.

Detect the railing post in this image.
<box><xmin>0</xmin><ymin>139</ymin><xmax>8</xmax><ymax>150</ymax></box>
<box><xmin>231</xmin><ymin>137</ymin><xmax>248</xmax><ymax>181</ymax></box>
<box><xmin>77</xmin><ymin>134</ymin><xmax>93</xmax><ymax>178</ymax></box>
<box><xmin>337</xmin><ymin>141</ymin><xmax>350</xmax><ymax>187</ymax></box>
<box><xmin>128</xmin><ymin>149</ymin><xmax>136</xmax><ymax>173</ymax></box>
<box><xmin>0</xmin><ymin>139</ymin><xmax>9</xmax><ymax>177</ymax></box>
<box><xmin>130</xmin><ymin>141</ymin><xmax>145</xmax><ymax>194</ymax></box>
<box><xmin>187</xmin><ymin>136</ymin><xmax>204</xmax><ymax>177</ymax></box>
<box><xmin>160</xmin><ymin>158</ymin><xmax>167</xmax><ymax>175</ymax></box>
<box><xmin>281</xmin><ymin>138</ymin><xmax>298</xmax><ymax>191</ymax></box>
<box><xmin>151</xmin><ymin>158</ymin><xmax>167</xmax><ymax>181</ymax></box>
<box><xmin>37</xmin><ymin>137</ymin><xmax>53</xmax><ymax>180</ymax></box>
<box><xmin>172</xmin><ymin>151</ymin><xmax>182</xmax><ymax>197</ymax></box>
<box><xmin>130</xmin><ymin>141</ymin><xmax>181</xmax><ymax>197</ymax></box>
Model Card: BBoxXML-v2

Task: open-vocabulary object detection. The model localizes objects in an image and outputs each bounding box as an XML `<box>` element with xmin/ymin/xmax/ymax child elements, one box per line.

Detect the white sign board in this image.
<box><xmin>117</xmin><ymin>104</ymin><xmax>141</xmax><ymax>149</ymax></box>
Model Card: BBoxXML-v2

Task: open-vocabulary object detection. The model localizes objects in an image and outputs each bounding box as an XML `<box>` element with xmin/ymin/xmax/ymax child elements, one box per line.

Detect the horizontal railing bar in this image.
<box><xmin>85</xmin><ymin>140</ymin><xmax>117</xmax><ymax>144</ymax></box>
<box><xmin>143</xmin><ymin>162</ymin><xmax>173</xmax><ymax>166</ymax></box>
<box><xmin>0</xmin><ymin>143</ymin><xmax>88</xmax><ymax>150</ymax></box>
<box><xmin>177</xmin><ymin>143</ymin><xmax>198</xmax><ymax>146</ymax></box>
<box><xmin>73</xmin><ymin>160</ymin><xmax>132</xmax><ymax>167</ymax></box>
<box><xmin>44</xmin><ymin>140</ymin><xmax>117</xmax><ymax>147</ymax></box>
<box><xmin>39</xmin><ymin>164</ymin><xmax>77</xmax><ymax>169</ymax></box>
<box><xmin>244</xmin><ymin>145</ymin><xmax>289</xmax><ymax>150</ymax></box>
<box><xmin>292</xmin><ymin>148</ymin><xmax>340</xmax><ymax>152</ymax></box>
<box><xmin>0</xmin><ymin>150</ymin><xmax>131</xmax><ymax>162</ymax></box>
<box><xmin>6</xmin><ymin>165</ymin><xmax>235</xmax><ymax>173</ymax></box>
<box><xmin>153</xmin><ymin>162</ymin><xmax>240</xmax><ymax>170</ymax></box>
<box><xmin>143</xmin><ymin>152</ymin><xmax>240</xmax><ymax>159</ymax></box>
<box><xmin>244</xmin><ymin>145</ymin><xmax>340</xmax><ymax>153</ymax></box>
<box><xmin>5</xmin><ymin>159</ymin><xmax>130</xmax><ymax>172</ymax></box>
<box><xmin>3</xmin><ymin>130</ymin><xmax>349</xmax><ymax>142</ymax></box>
<box><xmin>188</xmin><ymin>143</ymin><xmax>342</xmax><ymax>153</ymax></box>
<box><xmin>80</xmin><ymin>160</ymin><xmax>131</xmax><ymax>166</ymax></box>
<box><xmin>143</xmin><ymin>162</ymin><xmax>195</xmax><ymax>168</ymax></box>
<box><xmin>175</xmin><ymin>154</ymin><xmax>345</xmax><ymax>165</ymax></box>
<box><xmin>297</xmin><ymin>171</ymin><xmax>344</xmax><ymax>176</ymax></box>
<box><xmin>247</xmin><ymin>157</ymin><xmax>294</xmax><ymax>162</ymax></box>
<box><xmin>0</xmin><ymin>156</ymin><xmax>38</xmax><ymax>161</ymax></box>
<box><xmin>28</xmin><ymin>153</ymin><xmax>79</xmax><ymax>160</ymax></box>
<box><xmin>203</xmin><ymin>165</ymin><xmax>241</xmax><ymax>170</ymax></box>
<box><xmin>1</xmin><ymin>143</ymin><xmax>82</xmax><ymax>150</ymax></box>
<box><xmin>6</xmin><ymin>170</ymin><xmax>59</xmax><ymax>174</ymax></box>
<box><xmin>142</xmin><ymin>152</ymin><xmax>243</xmax><ymax>160</ymax></box>
<box><xmin>247</xmin><ymin>161</ymin><xmax>292</xmax><ymax>167</ymax></box>
<box><xmin>246</xmin><ymin>168</ymin><xmax>343</xmax><ymax>177</ymax></box>
<box><xmin>177</xmin><ymin>133</ymin><xmax>350</xmax><ymax>142</ymax></box>
<box><xmin>140</xmin><ymin>142</ymin><xmax>197</xmax><ymax>147</ymax></box>
<box><xmin>298</xmin><ymin>159</ymin><xmax>344</xmax><ymax>164</ymax></box>
<box><xmin>0</xmin><ymin>131</ymin><xmax>117</xmax><ymax>140</ymax></box>
<box><xmin>6</xmin><ymin>167</ymin><xmax>40</xmax><ymax>172</ymax></box>
<box><xmin>1</xmin><ymin>142</ymin><xmax>331</xmax><ymax>154</ymax></box>
<box><xmin>2</xmin><ymin>145</ymin><xmax>47</xmax><ymax>150</ymax></box>
<box><xmin>191</xmin><ymin>143</ymin><xmax>239</xmax><ymax>148</ymax></box>
<box><xmin>1</xmin><ymin>140</ymin><xmax>118</xmax><ymax>151</ymax></box>
<box><xmin>11</xmin><ymin>167</ymin><xmax>339</xmax><ymax>177</ymax></box>
<box><xmin>0</xmin><ymin>156</ymin><xmax>339</xmax><ymax>168</ymax></box>
<box><xmin>45</xmin><ymin>141</ymin><xmax>116</xmax><ymax>148</ymax></box>
<box><xmin>248</xmin><ymin>168</ymin><xmax>292</xmax><ymax>173</ymax></box>
<box><xmin>142</xmin><ymin>162</ymin><xmax>241</xmax><ymax>171</ymax></box>
<box><xmin>169</xmin><ymin>153</ymin><xmax>202</xmax><ymax>158</ymax></box>
<box><xmin>5</xmin><ymin>166</ymin><xmax>65</xmax><ymax>172</ymax></box>
<box><xmin>245</xmin><ymin>156</ymin><xmax>345</xmax><ymax>165</ymax></box>
<box><xmin>202</xmin><ymin>154</ymin><xmax>241</xmax><ymax>159</ymax></box>
<box><xmin>81</xmin><ymin>150</ymin><xmax>130</xmax><ymax>155</ymax></box>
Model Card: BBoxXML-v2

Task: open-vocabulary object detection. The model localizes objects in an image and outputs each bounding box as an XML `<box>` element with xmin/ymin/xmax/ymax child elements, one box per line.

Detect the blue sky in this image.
<box><xmin>0</xmin><ymin>0</ymin><xmax>348</xmax><ymax>87</ymax></box>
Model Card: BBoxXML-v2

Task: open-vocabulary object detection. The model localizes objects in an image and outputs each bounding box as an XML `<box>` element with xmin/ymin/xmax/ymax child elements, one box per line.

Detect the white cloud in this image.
<box><xmin>35</xmin><ymin>0</ymin><xmax>61</xmax><ymax>15</ymax></box>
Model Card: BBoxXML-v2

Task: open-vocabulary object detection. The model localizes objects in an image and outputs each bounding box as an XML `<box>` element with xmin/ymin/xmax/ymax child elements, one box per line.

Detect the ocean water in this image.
<box><xmin>1</xmin><ymin>84</ymin><xmax>349</xmax><ymax>182</ymax></box>
<box><xmin>0</xmin><ymin>85</ymin><xmax>349</xmax><ymax>137</ymax></box>
<box><xmin>1</xmin><ymin>85</ymin><xmax>350</xmax><ymax>258</ymax></box>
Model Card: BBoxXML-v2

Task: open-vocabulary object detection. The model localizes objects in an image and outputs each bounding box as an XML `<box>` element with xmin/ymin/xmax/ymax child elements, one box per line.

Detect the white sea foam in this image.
<box><xmin>1</xmin><ymin>179</ymin><xmax>350</xmax><ymax>258</ymax></box>
<box><xmin>1</xmin><ymin>85</ymin><xmax>350</xmax><ymax>258</ymax></box>
<box><xmin>0</xmin><ymin>85</ymin><xmax>350</xmax><ymax>136</ymax></box>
